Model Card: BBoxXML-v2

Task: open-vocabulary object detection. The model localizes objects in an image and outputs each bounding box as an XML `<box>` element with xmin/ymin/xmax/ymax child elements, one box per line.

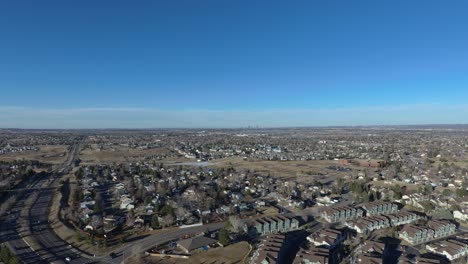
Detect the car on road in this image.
<box><xmin>110</xmin><ymin>252</ymin><xmax>117</xmax><ymax>258</ymax></box>
<box><xmin>65</xmin><ymin>257</ymin><xmax>71</xmax><ymax>262</ymax></box>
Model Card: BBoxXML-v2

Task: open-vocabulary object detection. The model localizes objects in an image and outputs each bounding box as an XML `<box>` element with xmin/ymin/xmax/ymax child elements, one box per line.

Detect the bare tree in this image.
<box><xmin>91</xmin><ymin>214</ymin><xmax>103</xmax><ymax>229</ymax></box>
<box><xmin>126</xmin><ymin>209</ymin><xmax>135</xmax><ymax>226</ymax></box>
<box><xmin>175</xmin><ymin>206</ymin><xmax>189</xmax><ymax>221</ymax></box>
<box><xmin>228</xmin><ymin>215</ymin><xmax>243</xmax><ymax>233</ymax></box>
<box><xmin>160</xmin><ymin>215</ymin><xmax>175</xmax><ymax>228</ymax></box>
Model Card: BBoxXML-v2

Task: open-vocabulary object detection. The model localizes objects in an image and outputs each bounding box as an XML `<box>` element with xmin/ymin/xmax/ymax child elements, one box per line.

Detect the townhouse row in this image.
<box><xmin>399</xmin><ymin>220</ymin><xmax>457</xmax><ymax>245</ymax></box>
<box><xmin>321</xmin><ymin>206</ymin><xmax>364</xmax><ymax>223</ymax></box>
<box><xmin>346</xmin><ymin>211</ymin><xmax>422</xmax><ymax>233</ymax></box>
<box><xmin>243</xmin><ymin>215</ymin><xmax>300</xmax><ymax>237</ymax></box>
<box><xmin>426</xmin><ymin>239</ymin><xmax>468</xmax><ymax>261</ymax></box>
<box><xmin>321</xmin><ymin>201</ymin><xmax>398</xmax><ymax>223</ymax></box>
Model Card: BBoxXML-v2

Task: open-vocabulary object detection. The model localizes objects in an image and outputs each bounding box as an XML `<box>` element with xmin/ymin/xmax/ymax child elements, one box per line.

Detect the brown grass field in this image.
<box><xmin>0</xmin><ymin>145</ymin><xmax>68</xmax><ymax>164</ymax></box>
<box><xmin>211</xmin><ymin>157</ymin><xmax>360</xmax><ymax>181</ymax></box>
<box><xmin>79</xmin><ymin>144</ymin><xmax>187</xmax><ymax>164</ymax></box>
<box><xmin>154</xmin><ymin>241</ymin><xmax>251</xmax><ymax>264</ymax></box>
<box><xmin>79</xmin><ymin>146</ymin><xmax>364</xmax><ymax>184</ymax></box>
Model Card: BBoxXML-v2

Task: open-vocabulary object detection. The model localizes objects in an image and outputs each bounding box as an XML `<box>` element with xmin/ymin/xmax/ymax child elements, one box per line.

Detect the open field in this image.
<box><xmin>0</xmin><ymin>145</ymin><xmax>68</xmax><ymax>164</ymax></box>
<box><xmin>434</xmin><ymin>160</ymin><xmax>468</xmax><ymax>168</ymax></box>
<box><xmin>79</xmin><ymin>144</ymin><xmax>189</xmax><ymax>164</ymax></box>
<box><xmin>211</xmin><ymin>157</ymin><xmax>360</xmax><ymax>181</ymax></box>
<box><xmin>154</xmin><ymin>241</ymin><xmax>251</xmax><ymax>264</ymax></box>
<box><xmin>369</xmin><ymin>180</ymin><xmax>420</xmax><ymax>192</ymax></box>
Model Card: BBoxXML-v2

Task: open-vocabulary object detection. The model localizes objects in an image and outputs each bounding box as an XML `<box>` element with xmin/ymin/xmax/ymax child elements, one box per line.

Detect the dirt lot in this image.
<box><xmin>154</xmin><ymin>241</ymin><xmax>251</xmax><ymax>264</ymax></box>
<box><xmin>0</xmin><ymin>145</ymin><xmax>68</xmax><ymax>164</ymax></box>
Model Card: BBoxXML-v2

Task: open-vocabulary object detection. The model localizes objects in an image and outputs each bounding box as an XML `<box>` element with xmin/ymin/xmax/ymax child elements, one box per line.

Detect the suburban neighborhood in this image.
<box><xmin>1</xmin><ymin>127</ymin><xmax>468</xmax><ymax>263</ymax></box>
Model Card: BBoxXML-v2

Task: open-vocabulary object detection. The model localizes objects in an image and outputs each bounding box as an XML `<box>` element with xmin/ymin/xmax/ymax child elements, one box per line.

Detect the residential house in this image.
<box><xmin>293</xmin><ymin>248</ymin><xmax>330</xmax><ymax>264</ymax></box>
<box><xmin>356</xmin><ymin>254</ymin><xmax>383</xmax><ymax>264</ymax></box>
<box><xmin>120</xmin><ymin>195</ymin><xmax>135</xmax><ymax>210</ymax></box>
<box><xmin>250</xmin><ymin>234</ymin><xmax>286</xmax><ymax>264</ymax></box>
<box><xmin>103</xmin><ymin>215</ymin><xmax>123</xmax><ymax>233</ymax></box>
<box><xmin>354</xmin><ymin>240</ymin><xmax>387</xmax><ymax>264</ymax></box>
<box><xmin>177</xmin><ymin>235</ymin><xmax>218</xmax><ymax>254</ymax></box>
<box><xmin>453</xmin><ymin>210</ymin><xmax>468</xmax><ymax>222</ymax></box>
<box><xmin>307</xmin><ymin>228</ymin><xmax>345</xmax><ymax>249</ymax></box>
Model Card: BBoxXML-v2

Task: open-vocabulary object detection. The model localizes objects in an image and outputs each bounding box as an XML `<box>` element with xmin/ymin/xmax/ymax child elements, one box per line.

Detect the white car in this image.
<box><xmin>65</xmin><ymin>257</ymin><xmax>71</xmax><ymax>262</ymax></box>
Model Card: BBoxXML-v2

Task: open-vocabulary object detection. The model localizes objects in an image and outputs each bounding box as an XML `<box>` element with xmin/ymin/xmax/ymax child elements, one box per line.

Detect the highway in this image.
<box><xmin>0</xmin><ymin>195</ymin><xmax>44</xmax><ymax>263</ymax></box>
<box><xmin>0</xmin><ymin>144</ymin><xmax>225</xmax><ymax>264</ymax></box>
<box><xmin>0</xmin><ymin>144</ymin><xmax>97</xmax><ymax>264</ymax></box>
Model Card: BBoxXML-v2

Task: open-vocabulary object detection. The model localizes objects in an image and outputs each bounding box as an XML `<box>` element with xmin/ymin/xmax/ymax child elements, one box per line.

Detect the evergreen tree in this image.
<box><xmin>218</xmin><ymin>228</ymin><xmax>231</xmax><ymax>246</ymax></box>
<box><xmin>151</xmin><ymin>214</ymin><xmax>160</xmax><ymax>229</ymax></box>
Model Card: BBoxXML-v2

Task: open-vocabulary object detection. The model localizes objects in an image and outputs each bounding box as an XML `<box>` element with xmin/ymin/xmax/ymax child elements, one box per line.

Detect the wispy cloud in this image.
<box><xmin>0</xmin><ymin>104</ymin><xmax>467</xmax><ymax>129</ymax></box>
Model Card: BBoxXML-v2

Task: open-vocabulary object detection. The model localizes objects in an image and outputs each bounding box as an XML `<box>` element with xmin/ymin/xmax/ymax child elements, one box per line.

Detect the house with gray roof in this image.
<box><xmin>177</xmin><ymin>235</ymin><xmax>218</xmax><ymax>254</ymax></box>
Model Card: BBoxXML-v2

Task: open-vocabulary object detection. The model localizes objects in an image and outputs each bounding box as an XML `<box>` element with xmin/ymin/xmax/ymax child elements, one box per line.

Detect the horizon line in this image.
<box><xmin>2</xmin><ymin>123</ymin><xmax>468</xmax><ymax>130</ymax></box>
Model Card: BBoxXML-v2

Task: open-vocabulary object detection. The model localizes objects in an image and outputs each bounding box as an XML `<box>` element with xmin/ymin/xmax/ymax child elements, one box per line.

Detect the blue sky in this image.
<box><xmin>1</xmin><ymin>0</ymin><xmax>468</xmax><ymax>128</ymax></box>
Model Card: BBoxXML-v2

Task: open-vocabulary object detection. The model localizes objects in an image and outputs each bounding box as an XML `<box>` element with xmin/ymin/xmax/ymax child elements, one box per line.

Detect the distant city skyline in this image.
<box><xmin>1</xmin><ymin>104</ymin><xmax>468</xmax><ymax>129</ymax></box>
<box><xmin>1</xmin><ymin>1</ymin><xmax>468</xmax><ymax>128</ymax></box>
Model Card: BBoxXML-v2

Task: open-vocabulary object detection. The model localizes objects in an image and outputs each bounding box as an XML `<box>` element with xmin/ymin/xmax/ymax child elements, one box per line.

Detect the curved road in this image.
<box><xmin>110</xmin><ymin>222</ymin><xmax>224</xmax><ymax>263</ymax></box>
